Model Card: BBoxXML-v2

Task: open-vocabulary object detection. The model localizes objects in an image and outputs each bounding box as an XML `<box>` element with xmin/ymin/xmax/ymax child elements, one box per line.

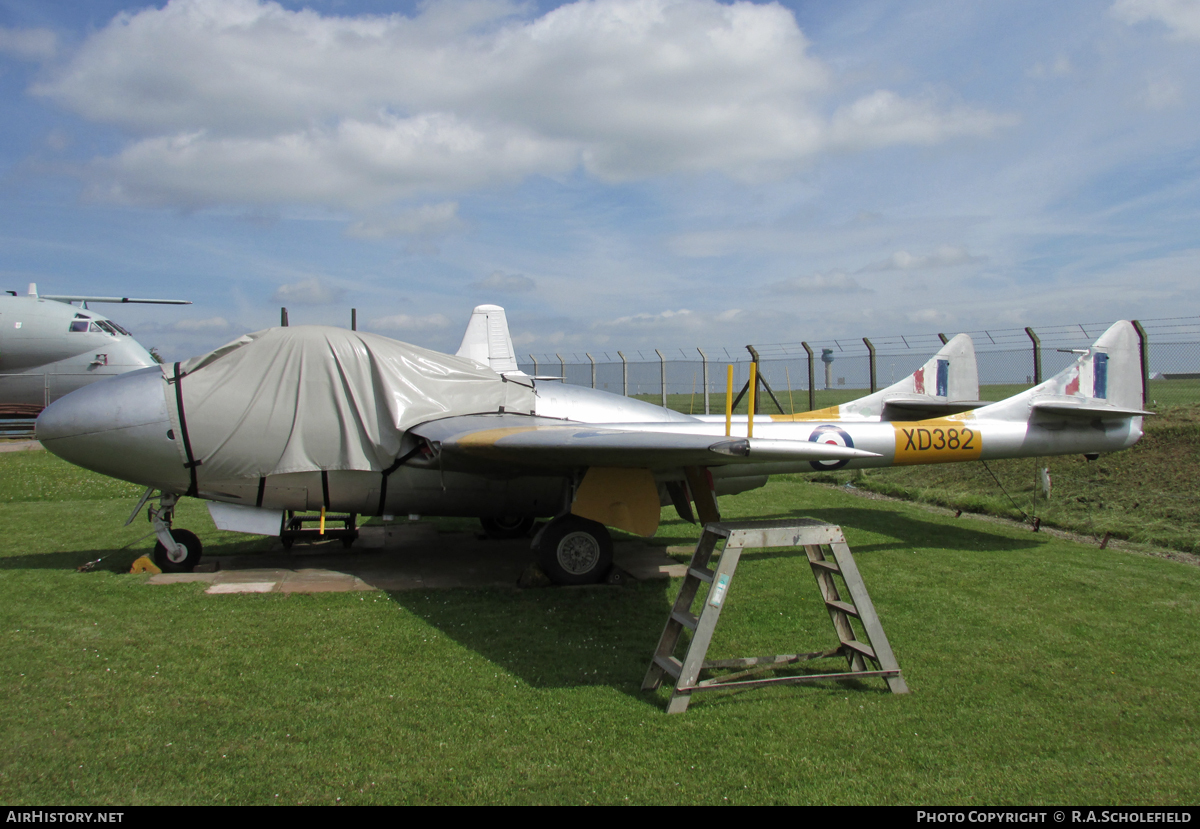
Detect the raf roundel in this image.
<box><xmin>808</xmin><ymin>425</ymin><xmax>855</xmax><ymax>471</ymax></box>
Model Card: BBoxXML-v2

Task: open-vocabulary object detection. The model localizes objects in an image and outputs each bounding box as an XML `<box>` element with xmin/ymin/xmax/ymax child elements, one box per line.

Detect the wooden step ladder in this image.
<box><xmin>642</xmin><ymin>519</ymin><xmax>909</xmax><ymax>713</ymax></box>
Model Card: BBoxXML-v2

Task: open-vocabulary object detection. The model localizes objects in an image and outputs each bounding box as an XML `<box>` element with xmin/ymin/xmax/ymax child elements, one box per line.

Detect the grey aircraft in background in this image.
<box><xmin>0</xmin><ymin>284</ymin><xmax>189</xmax><ymax>415</ymax></box>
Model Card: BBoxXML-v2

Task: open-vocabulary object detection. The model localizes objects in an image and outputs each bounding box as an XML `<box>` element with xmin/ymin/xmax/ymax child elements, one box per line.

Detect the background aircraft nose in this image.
<box><xmin>36</xmin><ymin>366</ymin><xmax>189</xmax><ymax>489</ymax></box>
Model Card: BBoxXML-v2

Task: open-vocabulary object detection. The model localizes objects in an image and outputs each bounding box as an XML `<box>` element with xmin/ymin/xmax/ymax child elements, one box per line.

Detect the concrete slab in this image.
<box><xmin>207</xmin><ymin>582</ymin><xmax>278</xmax><ymax>594</ymax></box>
<box><xmin>145</xmin><ymin>528</ymin><xmax>685</xmax><ymax>595</ymax></box>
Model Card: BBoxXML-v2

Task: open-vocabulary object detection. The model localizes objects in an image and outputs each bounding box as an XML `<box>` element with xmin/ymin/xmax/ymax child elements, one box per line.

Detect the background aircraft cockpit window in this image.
<box><xmin>107</xmin><ymin>321</ymin><xmax>131</xmax><ymax>336</ymax></box>
<box><xmin>94</xmin><ymin>320</ymin><xmax>118</xmax><ymax>335</ymax></box>
<box><xmin>68</xmin><ymin>320</ymin><xmax>89</xmax><ymax>333</ymax></box>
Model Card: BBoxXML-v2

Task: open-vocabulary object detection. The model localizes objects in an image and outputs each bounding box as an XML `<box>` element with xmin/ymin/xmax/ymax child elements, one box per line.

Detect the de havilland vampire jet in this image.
<box><xmin>34</xmin><ymin>305</ymin><xmax>1148</xmax><ymax>584</ymax></box>
<box><xmin>0</xmin><ymin>283</ymin><xmax>189</xmax><ymax>415</ymax></box>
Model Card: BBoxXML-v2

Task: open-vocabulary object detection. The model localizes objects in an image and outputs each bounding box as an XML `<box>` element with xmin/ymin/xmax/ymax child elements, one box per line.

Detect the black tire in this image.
<box><xmin>535</xmin><ymin>516</ymin><xmax>612</xmax><ymax>585</ymax></box>
<box><xmin>280</xmin><ymin>535</ymin><xmax>295</xmax><ymax>551</ymax></box>
<box><xmin>152</xmin><ymin>528</ymin><xmax>202</xmax><ymax>573</ymax></box>
<box><xmin>480</xmin><ymin>516</ymin><xmax>536</xmax><ymax>540</ymax></box>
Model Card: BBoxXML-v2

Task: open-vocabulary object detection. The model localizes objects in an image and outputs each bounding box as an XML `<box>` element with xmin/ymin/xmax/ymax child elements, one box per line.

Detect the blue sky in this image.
<box><xmin>1</xmin><ymin>0</ymin><xmax>1198</xmax><ymax>360</ymax></box>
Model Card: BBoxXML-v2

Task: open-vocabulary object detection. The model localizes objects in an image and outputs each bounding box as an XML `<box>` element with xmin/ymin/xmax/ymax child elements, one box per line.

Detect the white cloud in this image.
<box><xmin>863</xmin><ymin>246</ymin><xmax>983</xmax><ymax>272</ymax></box>
<box><xmin>472</xmin><ymin>271</ymin><xmax>536</xmax><ymax>292</ymax></box>
<box><xmin>173</xmin><ymin>316</ymin><xmax>230</xmax><ymax>331</ymax></box>
<box><xmin>272</xmin><ymin>277</ymin><xmax>345</xmax><ymax>305</ymax></box>
<box><xmin>1112</xmin><ymin>0</ymin><xmax>1200</xmax><ymax>41</ymax></box>
<box><xmin>767</xmin><ymin>271</ymin><xmax>867</xmax><ymax>294</ymax></box>
<box><xmin>34</xmin><ymin>0</ymin><xmax>1012</xmax><ymax>210</ymax></box>
<box><xmin>345</xmin><ymin>202</ymin><xmax>464</xmax><ymax>239</ymax></box>
<box><xmin>0</xmin><ymin>27</ymin><xmax>56</xmax><ymax>61</ymax></box>
<box><xmin>366</xmin><ymin>313</ymin><xmax>452</xmax><ymax>332</ymax></box>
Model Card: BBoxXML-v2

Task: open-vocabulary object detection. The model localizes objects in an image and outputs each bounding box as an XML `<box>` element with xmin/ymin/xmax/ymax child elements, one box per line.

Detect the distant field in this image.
<box><xmin>1</xmin><ymin>450</ymin><xmax>1198</xmax><ymax>804</ymax></box>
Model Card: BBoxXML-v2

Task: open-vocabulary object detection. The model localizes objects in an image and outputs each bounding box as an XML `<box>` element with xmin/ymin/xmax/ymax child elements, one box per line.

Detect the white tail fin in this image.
<box><xmin>976</xmin><ymin>321</ymin><xmax>1149</xmax><ymax>421</ymax></box>
<box><xmin>456</xmin><ymin>304</ymin><xmax>520</xmax><ymax>374</ymax></box>
<box><xmin>769</xmin><ymin>333</ymin><xmax>982</xmax><ymax>422</ymax></box>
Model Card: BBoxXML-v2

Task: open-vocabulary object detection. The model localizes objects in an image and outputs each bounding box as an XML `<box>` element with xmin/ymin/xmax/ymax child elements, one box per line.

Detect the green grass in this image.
<box><xmin>815</xmin><ymin>406</ymin><xmax>1200</xmax><ymax>553</ymax></box>
<box><xmin>1</xmin><ymin>451</ymin><xmax>1199</xmax><ymax>804</ymax></box>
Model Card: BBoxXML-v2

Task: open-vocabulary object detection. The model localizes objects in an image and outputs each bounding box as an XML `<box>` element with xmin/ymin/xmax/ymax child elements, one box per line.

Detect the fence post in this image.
<box><xmin>556</xmin><ymin>353</ymin><xmax>566</xmax><ymax>382</ymax></box>
<box><xmin>351</xmin><ymin>308</ymin><xmax>357</xmax><ymax>331</ymax></box>
<box><xmin>1025</xmin><ymin>327</ymin><xmax>1042</xmax><ymax>385</ymax></box>
<box><xmin>1132</xmin><ymin>320</ymin><xmax>1150</xmax><ymax>407</ymax></box>
<box><xmin>281</xmin><ymin>307</ymin><xmax>289</xmax><ymax>327</ymax></box>
<box><xmin>801</xmin><ymin>342</ymin><xmax>815</xmax><ymax>411</ymax></box>
<box><xmin>656</xmin><ymin>349</ymin><xmax>667</xmax><ymax>408</ymax></box>
<box><xmin>618</xmin><ymin>351</ymin><xmax>628</xmax><ymax>397</ymax></box>
<box><xmin>587</xmin><ymin>353</ymin><xmax>596</xmax><ymax>389</ymax></box>
<box><xmin>937</xmin><ymin>332</ymin><xmax>947</xmax><ymax>344</ymax></box>
<box><xmin>530</xmin><ymin>354</ymin><xmax>539</xmax><ymax>376</ymax></box>
<box><xmin>697</xmin><ymin>348</ymin><xmax>710</xmax><ymax>415</ymax></box>
<box><xmin>863</xmin><ymin>337</ymin><xmax>877</xmax><ymax>393</ymax></box>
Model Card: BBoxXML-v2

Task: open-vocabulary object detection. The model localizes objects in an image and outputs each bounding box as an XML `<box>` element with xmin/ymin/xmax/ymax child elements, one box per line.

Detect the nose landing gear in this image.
<box><xmin>145</xmin><ymin>492</ymin><xmax>203</xmax><ymax>573</ymax></box>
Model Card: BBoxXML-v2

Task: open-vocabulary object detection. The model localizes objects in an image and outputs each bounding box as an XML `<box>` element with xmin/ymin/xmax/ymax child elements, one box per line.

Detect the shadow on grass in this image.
<box><xmin>387</xmin><ymin>581</ymin><xmax>676</xmax><ymax>707</ymax></box>
<box><xmin>0</xmin><ymin>535</ymin><xmax>275</xmax><ymax>573</ymax></box>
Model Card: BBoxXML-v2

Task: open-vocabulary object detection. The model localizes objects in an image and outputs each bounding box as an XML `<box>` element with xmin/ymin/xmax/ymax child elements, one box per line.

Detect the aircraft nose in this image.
<box><xmin>36</xmin><ymin>366</ymin><xmax>189</xmax><ymax>490</ymax></box>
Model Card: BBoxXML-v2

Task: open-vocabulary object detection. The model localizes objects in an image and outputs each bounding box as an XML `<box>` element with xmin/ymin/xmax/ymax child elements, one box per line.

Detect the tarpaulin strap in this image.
<box><xmin>172</xmin><ymin>362</ymin><xmax>200</xmax><ymax>497</ymax></box>
<box><xmin>501</xmin><ymin>374</ymin><xmax>534</xmax><ymax>390</ymax></box>
<box><xmin>255</xmin><ymin>476</ymin><xmax>266</xmax><ymax>508</ymax></box>
<box><xmin>377</xmin><ymin>445</ymin><xmax>424</xmax><ymax>516</ymax></box>
<box><xmin>321</xmin><ymin>471</ymin><xmax>330</xmax><ymax>510</ymax></box>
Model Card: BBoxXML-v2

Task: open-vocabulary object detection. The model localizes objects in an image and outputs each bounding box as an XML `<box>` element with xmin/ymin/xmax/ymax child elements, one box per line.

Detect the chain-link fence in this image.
<box><xmin>518</xmin><ymin>316</ymin><xmax>1200</xmax><ymax>413</ymax></box>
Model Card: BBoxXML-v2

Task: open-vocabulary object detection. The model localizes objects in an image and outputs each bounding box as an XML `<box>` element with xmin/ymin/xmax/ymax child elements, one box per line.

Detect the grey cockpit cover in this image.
<box><xmin>163</xmin><ymin>326</ymin><xmax>534</xmax><ymax>480</ymax></box>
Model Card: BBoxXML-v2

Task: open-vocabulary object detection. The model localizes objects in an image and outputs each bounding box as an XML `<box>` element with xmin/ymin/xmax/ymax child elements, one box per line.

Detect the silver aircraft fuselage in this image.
<box><xmin>35</xmin><ymin>362</ymin><xmax>1142</xmax><ymax>521</ymax></box>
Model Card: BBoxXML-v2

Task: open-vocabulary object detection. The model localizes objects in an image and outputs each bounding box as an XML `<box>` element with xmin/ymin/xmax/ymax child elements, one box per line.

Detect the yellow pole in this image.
<box><xmin>319</xmin><ymin>505</ymin><xmax>326</xmax><ymax>535</ymax></box>
<box><xmin>747</xmin><ymin>362</ymin><xmax>757</xmax><ymax>438</ymax></box>
<box><xmin>725</xmin><ymin>364</ymin><xmax>733</xmax><ymax>437</ymax></box>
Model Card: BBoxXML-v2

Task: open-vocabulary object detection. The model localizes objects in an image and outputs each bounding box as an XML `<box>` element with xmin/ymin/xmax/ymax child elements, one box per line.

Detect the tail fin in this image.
<box><xmin>456</xmin><ymin>304</ymin><xmax>520</xmax><ymax>374</ymax></box>
<box><xmin>975</xmin><ymin>321</ymin><xmax>1149</xmax><ymax>421</ymax></box>
<box><xmin>772</xmin><ymin>333</ymin><xmax>982</xmax><ymax>421</ymax></box>
<box><xmin>876</xmin><ymin>333</ymin><xmax>983</xmax><ymax>420</ymax></box>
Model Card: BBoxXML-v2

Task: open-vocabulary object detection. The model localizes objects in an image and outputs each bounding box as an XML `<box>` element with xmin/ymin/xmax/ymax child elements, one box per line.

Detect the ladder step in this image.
<box><xmin>841</xmin><ymin>639</ymin><xmax>876</xmax><ymax>660</ymax></box>
<box><xmin>654</xmin><ymin>655</ymin><xmax>683</xmax><ymax>678</ymax></box>
<box><xmin>671</xmin><ymin>610</ymin><xmax>699</xmax><ymax>631</ymax></box>
<box><xmin>687</xmin><ymin>567</ymin><xmax>715</xmax><ymax>583</ymax></box>
<box><xmin>825</xmin><ymin>599</ymin><xmax>859</xmax><ymax>618</ymax></box>
<box><xmin>809</xmin><ymin>559</ymin><xmax>841</xmax><ymax>574</ymax></box>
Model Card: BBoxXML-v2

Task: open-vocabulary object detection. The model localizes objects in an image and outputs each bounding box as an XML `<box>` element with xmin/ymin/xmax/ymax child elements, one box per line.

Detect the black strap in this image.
<box><xmin>377</xmin><ymin>445</ymin><xmax>423</xmax><ymax>515</ymax></box>
<box><xmin>321</xmin><ymin>471</ymin><xmax>330</xmax><ymax>510</ymax></box>
<box><xmin>255</xmin><ymin>476</ymin><xmax>266</xmax><ymax>508</ymax></box>
<box><xmin>172</xmin><ymin>362</ymin><xmax>200</xmax><ymax>497</ymax></box>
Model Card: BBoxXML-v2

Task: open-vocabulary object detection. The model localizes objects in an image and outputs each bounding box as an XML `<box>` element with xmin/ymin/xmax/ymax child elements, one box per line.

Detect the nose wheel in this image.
<box><xmin>146</xmin><ymin>493</ymin><xmax>203</xmax><ymax>573</ymax></box>
<box><xmin>152</xmin><ymin>528</ymin><xmax>203</xmax><ymax>573</ymax></box>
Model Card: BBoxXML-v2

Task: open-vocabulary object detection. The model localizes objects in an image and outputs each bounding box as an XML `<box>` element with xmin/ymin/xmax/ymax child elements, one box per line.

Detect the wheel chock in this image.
<box><xmin>130</xmin><ymin>555</ymin><xmax>162</xmax><ymax>575</ymax></box>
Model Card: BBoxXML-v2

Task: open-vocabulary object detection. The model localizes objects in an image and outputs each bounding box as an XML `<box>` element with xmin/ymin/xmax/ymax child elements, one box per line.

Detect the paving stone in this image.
<box><xmin>206</xmin><ymin>582</ymin><xmax>278</xmax><ymax>594</ymax></box>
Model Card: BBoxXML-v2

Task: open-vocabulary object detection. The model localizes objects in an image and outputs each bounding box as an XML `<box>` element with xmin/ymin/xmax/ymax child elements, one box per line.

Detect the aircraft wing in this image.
<box><xmin>411</xmin><ymin>414</ymin><xmax>879</xmax><ymax>473</ymax></box>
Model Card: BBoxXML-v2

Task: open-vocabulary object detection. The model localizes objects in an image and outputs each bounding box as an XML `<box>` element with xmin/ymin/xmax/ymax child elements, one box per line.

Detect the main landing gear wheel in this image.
<box><xmin>535</xmin><ymin>515</ymin><xmax>613</xmax><ymax>585</ymax></box>
<box><xmin>480</xmin><ymin>516</ymin><xmax>536</xmax><ymax>540</ymax></box>
<box><xmin>152</xmin><ymin>528</ymin><xmax>202</xmax><ymax>573</ymax></box>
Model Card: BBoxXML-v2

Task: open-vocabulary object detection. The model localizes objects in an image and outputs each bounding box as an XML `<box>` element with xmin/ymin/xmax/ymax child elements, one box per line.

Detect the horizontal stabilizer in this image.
<box><xmin>1031</xmin><ymin>401</ymin><xmax>1153</xmax><ymax>419</ymax></box>
<box><xmin>881</xmin><ymin>398</ymin><xmax>992</xmax><ymax>419</ymax></box>
<box><xmin>44</xmin><ymin>295</ymin><xmax>192</xmax><ymax>305</ymax></box>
